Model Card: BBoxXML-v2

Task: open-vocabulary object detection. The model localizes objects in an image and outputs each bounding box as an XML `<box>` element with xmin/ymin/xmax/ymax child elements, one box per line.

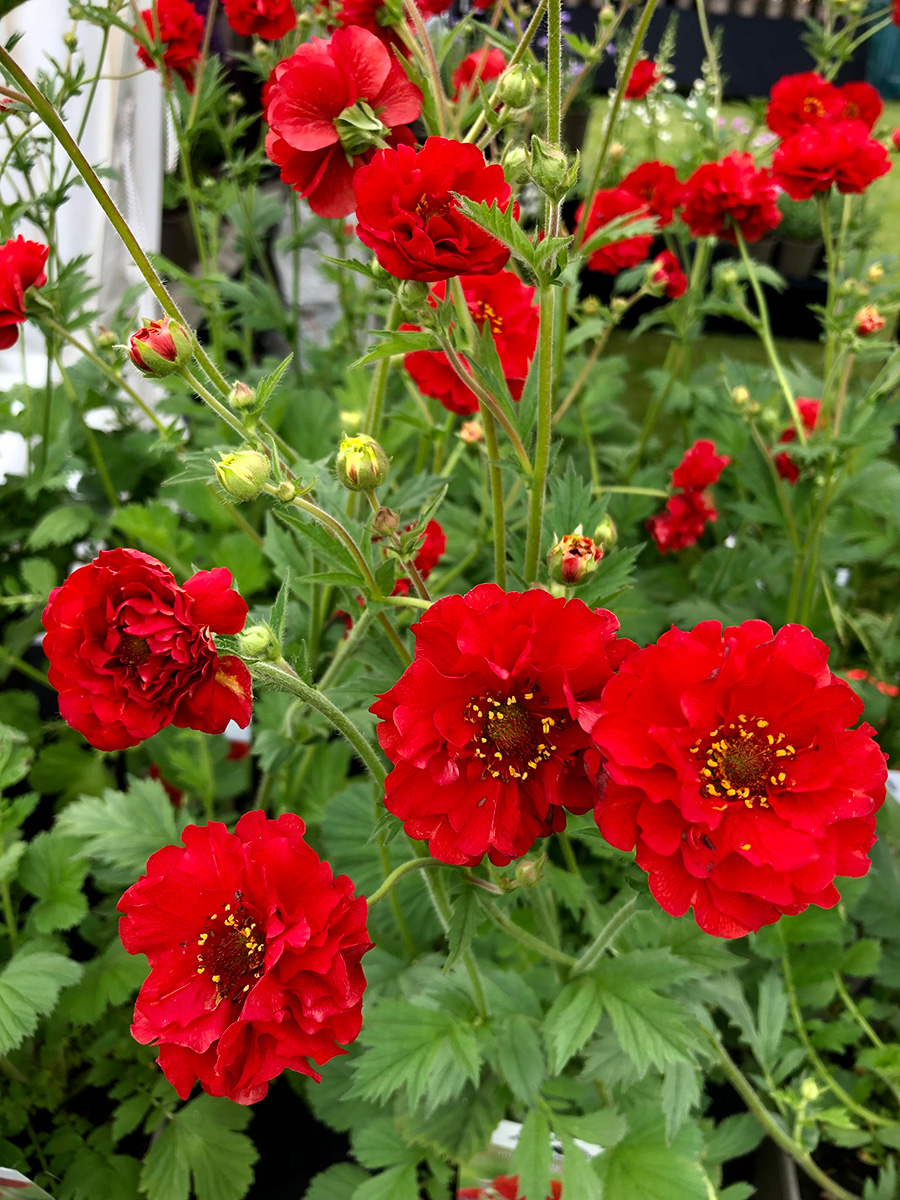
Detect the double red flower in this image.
<box><xmin>222</xmin><ymin>0</ymin><xmax>297</xmax><ymax>38</ymax></box>
<box><xmin>402</xmin><ymin>270</ymin><xmax>539</xmax><ymax>414</ymax></box>
<box><xmin>135</xmin><ymin>0</ymin><xmax>204</xmax><ymax>92</ymax></box>
<box><xmin>766</xmin><ymin>71</ymin><xmax>882</xmax><ymax>136</ymax></box>
<box><xmin>119</xmin><ymin>812</ymin><xmax>372</xmax><ymax>1104</ymax></box>
<box><xmin>625</xmin><ymin>58</ymin><xmax>662</xmax><ymax>100</ymax></box>
<box><xmin>42</xmin><ymin>549</ymin><xmax>252</xmax><ymax>751</ymax></box>
<box><xmin>588</xmin><ymin>620</ymin><xmax>887</xmax><ymax>938</ymax></box>
<box><xmin>647</xmin><ymin>439</ymin><xmax>730</xmax><ymax>553</ymax></box>
<box><xmin>265</xmin><ymin>27</ymin><xmax>422</xmax><ymax>219</ymax></box>
<box><xmin>354</xmin><ymin>137</ymin><xmax>514</xmax><ymax>280</ymax></box>
<box><xmin>371</xmin><ymin>585</ymin><xmax>636</xmax><ymax>865</ymax></box>
<box><xmin>452</xmin><ymin>48</ymin><xmax>507</xmax><ymax>99</ymax></box>
<box><xmin>577</xmin><ymin>188</ymin><xmax>655</xmax><ymax>275</ymax></box>
<box><xmin>0</xmin><ymin>236</ymin><xmax>49</xmax><ymax>350</ymax></box>
<box><xmin>680</xmin><ymin>152</ymin><xmax>781</xmax><ymax>244</ymax></box>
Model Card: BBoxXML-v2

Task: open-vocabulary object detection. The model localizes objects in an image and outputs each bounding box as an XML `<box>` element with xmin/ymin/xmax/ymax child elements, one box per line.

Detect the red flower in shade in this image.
<box><xmin>222</xmin><ymin>0</ymin><xmax>297</xmax><ymax>38</ymax></box>
<box><xmin>41</xmin><ymin>549</ymin><xmax>252</xmax><ymax>752</ymax></box>
<box><xmin>845</xmin><ymin>668</ymin><xmax>900</xmax><ymax>699</ymax></box>
<box><xmin>648</xmin><ymin>439</ymin><xmax>730</xmax><ymax>554</ymax></box>
<box><xmin>402</xmin><ymin>269</ymin><xmax>539</xmax><ymax>414</ymax></box>
<box><xmin>772</xmin><ymin>120</ymin><xmax>890</xmax><ymax>200</ymax></box>
<box><xmin>135</xmin><ymin>0</ymin><xmax>204</xmax><ymax>92</ymax></box>
<box><xmin>765</xmin><ymin>72</ymin><xmax>844</xmax><ymax>137</ymax></box>
<box><xmin>893</xmin><ymin>0</ymin><xmax>900</xmax><ymax>27</ymax></box>
<box><xmin>459</xmin><ymin>1178</ymin><xmax>562</xmax><ymax>1200</ymax></box>
<box><xmin>620</xmin><ymin>160</ymin><xmax>683</xmax><ymax>226</ymax></box>
<box><xmin>839</xmin><ymin>81</ymin><xmax>883</xmax><ymax>131</ymax></box>
<box><xmin>649</xmin><ymin>250</ymin><xmax>687</xmax><ymax>299</ymax></box>
<box><xmin>452</xmin><ymin>47</ymin><xmax>507</xmax><ymax>99</ymax></box>
<box><xmin>588</xmin><ymin>620</ymin><xmax>887</xmax><ymax>938</ymax></box>
<box><xmin>0</xmin><ymin>236</ymin><xmax>49</xmax><ymax>351</ymax></box>
<box><xmin>774</xmin><ymin>397</ymin><xmax>821</xmax><ymax>485</ymax></box>
<box><xmin>577</xmin><ymin>187</ymin><xmax>654</xmax><ymax>274</ymax></box>
<box><xmin>680</xmin><ymin>152</ymin><xmax>781</xmax><ymax>244</ymax></box>
<box><xmin>118</xmin><ymin>812</ymin><xmax>372</xmax><ymax>1104</ymax></box>
<box><xmin>625</xmin><ymin>58</ymin><xmax>662</xmax><ymax>100</ymax></box>
<box><xmin>855</xmin><ymin>304</ymin><xmax>885</xmax><ymax>337</ymax></box>
<box><xmin>392</xmin><ymin>519</ymin><xmax>447</xmax><ymax>596</ymax></box>
<box><xmin>354</xmin><ymin>137</ymin><xmax>515</xmax><ymax>280</ymax></box>
<box><xmin>671</xmin><ymin>439</ymin><xmax>730</xmax><ymax>489</ymax></box>
<box><xmin>264</xmin><ymin>27</ymin><xmax>422</xmax><ymax>220</ymax></box>
<box><xmin>371</xmin><ymin>585</ymin><xmax>637</xmax><ymax>866</ymax></box>
<box><xmin>892</xmin><ymin>128</ymin><xmax>900</xmax><ymax>152</ymax></box>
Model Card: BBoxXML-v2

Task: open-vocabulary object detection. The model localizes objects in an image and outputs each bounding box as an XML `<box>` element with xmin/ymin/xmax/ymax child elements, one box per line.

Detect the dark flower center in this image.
<box><xmin>196</xmin><ymin>895</ymin><xmax>266</xmax><ymax>1003</ymax></box>
<box><xmin>473</xmin><ymin>299</ymin><xmax>504</xmax><ymax>336</ymax></box>
<box><xmin>803</xmin><ymin>96</ymin><xmax>825</xmax><ymax>117</ymax></box>
<box><xmin>118</xmin><ymin>633</ymin><xmax>151</xmax><ymax>667</ymax></box>
<box><xmin>690</xmin><ymin>714</ymin><xmax>795</xmax><ymax>808</ymax></box>
<box><xmin>415</xmin><ymin>193</ymin><xmax>453</xmax><ymax>223</ymax></box>
<box><xmin>465</xmin><ymin>691</ymin><xmax>559</xmax><ymax>783</ymax></box>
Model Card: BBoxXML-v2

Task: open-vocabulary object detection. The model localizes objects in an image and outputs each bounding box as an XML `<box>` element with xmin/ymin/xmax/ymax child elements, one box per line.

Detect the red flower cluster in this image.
<box><xmin>371</xmin><ymin>585</ymin><xmax>636</xmax><ymax>865</ymax></box>
<box><xmin>0</xmin><ymin>236</ymin><xmax>49</xmax><ymax>350</ymax></box>
<box><xmin>119</xmin><ymin>812</ymin><xmax>372</xmax><ymax>1104</ymax></box>
<box><xmin>392</xmin><ymin>519</ymin><xmax>447</xmax><ymax>596</ymax></box>
<box><xmin>680</xmin><ymin>151</ymin><xmax>781</xmax><ymax>244</ymax></box>
<box><xmin>625</xmin><ymin>58</ymin><xmax>662</xmax><ymax>100</ymax></box>
<box><xmin>402</xmin><ymin>269</ymin><xmax>539</xmax><ymax>413</ymax></box>
<box><xmin>577</xmin><ymin>188</ymin><xmax>654</xmax><ymax>275</ymax></box>
<box><xmin>135</xmin><ymin>0</ymin><xmax>204</xmax><ymax>92</ymax></box>
<box><xmin>459</xmin><ymin>1178</ymin><xmax>562</xmax><ymax>1200</ymax></box>
<box><xmin>766</xmin><ymin>72</ymin><xmax>882</xmax><ymax>136</ymax></box>
<box><xmin>774</xmin><ymin>397</ymin><xmax>821</xmax><ymax>484</ymax></box>
<box><xmin>265</xmin><ymin>27</ymin><xmax>421</xmax><ymax>219</ymax></box>
<box><xmin>42</xmin><ymin>549</ymin><xmax>252</xmax><ymax>751</ymax></box>
<box><xmin>649</xmin><ymin>250</ymin><xmax>687</xmax><ymax>299</ymax></box>
<box><xmin>845</xmin><ymin>668</ymin><xmax>900</xmax><ymax>699</ymax></box>
<box><xmin>354</xmin><ymin>138</ymin><xmax>514</xmax><ymax>280</ymax></box>
<box><xmin>452</xmin><ymin>47</ymin><xmax>507</xmax><ymax>99</ymax></box>
<box><xmin>647</xmin><ymin>439</ymin><xmax>730</xmax><ymax>553</ymax></box>
<box><xmin>589</xmin><ymin>620</ymin><xmax>887</xmax><ymax>938</ymax></box>
<box><xmin>222</xmin><ymin>0</ymin><xmax>297</xmax><ymax>39</ymax></box>
<box><xmin>620</xmin><ymin>161</ymin><xmax>683</xmax><ymax>226</ymax></box>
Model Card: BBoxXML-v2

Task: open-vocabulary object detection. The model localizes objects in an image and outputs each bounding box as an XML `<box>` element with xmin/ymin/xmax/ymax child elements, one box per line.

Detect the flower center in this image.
<box><xmin>465</xmin><ymin>691</ymin><xmax>559</xmax><ymax>783</ymax></box>
<box><xmin>690</xmin><ymin>714</ymin><xmax>795</xmax><ymax>809</ymax></box>
<box><xmin>196</xmin><ymin>895</ymin><xmax>266</xmax><ymax>1003</ymax></box>
<box><xmin>415</xmin><ymin>194</ymin><xmax>453</xmax><ymax>223</ymax></box>
<box><xmin>118</xmin><ymin>633</ymin><xmax>150</xmax><ymax>667</ymax></box>
<box><xmin>473</xmin><ymin>299</ymin><xmax>504</xmax><ymax>336</ymax></box>
<box><xmin>803</xmin><ymin>96</ymin><xmax>825</xmax><ymax>117</ymax></box>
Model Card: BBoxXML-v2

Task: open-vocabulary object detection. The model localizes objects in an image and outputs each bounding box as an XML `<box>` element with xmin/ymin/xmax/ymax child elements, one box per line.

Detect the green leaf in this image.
<box><xmin>18</xmin><ymin>832</ymin><xmax>89</xmax><ymax>932</ymax></box>
<box><xmin>353</xmin><ymin>330</ymin><xmax>441</xmax><ymax>368</ymax></box>
<box><xmin>352</xmin><ymin>1118</ymin><xmax>420</xmax><ymax>1170</ymax></box>
<box><xmin>269</xmin><ymin>570</ymin><xmax>292</xmax><ymax>644</ymax></box>
<box><xmin>594</xmin><ymin>1110</ymin><xmax>707</xmax><ymax>1200</ymax></box>
<box><xmin>554</xmin><ymin>1109</ymin><xmax>627</xmax><ymax>1148</ymax></box>
<box><xmin>544</xmin><ymin>979</ymin><xmax>604</xmax><ymax>1074</ymax></box>
<box><xmin>0</xmin><ymin>948</ymin><xmax>82</xmax><ymax>1054</ymax></box>
<box><xmin>453</xmin><ymin>196</ymin><xmax>537</xmax><ymax>271</ymax></box>
<box><xmin>843</xmin><ymin>938</ymin><xmax>880</xmax><ymax>977</ymax></box>
<box><xmin>65</xmin><ymin>939</ymin><xmax>147</xmax><ymax>1025</ymax></box>
<box><xmin>0</xmin><ymin>723</ymin><xmax>33</xmax><ymax>791</ymax></box>
<box><xmin>444</xmin><ymin>888</ymin><xmax>481</xmax><ymax>973</ymax></box>
<box><xmin>0</xmin><ymin>840</ymin><xmax>26</xmax><ymax>886</ymax></box>
<box><xmin>704</xmin><ymin>1114</ymin><xmax>764</xmax><ymax>1166</ymax></box>
<box><xmin>305</xmin><ymin>1164</ymin><xmax>371</xmax><ymax>1200</ymax></box>
<box><xmin>600</xmin><ymin>988</ymin><xmax>694</xmax><ymax>1075</ymax></box>
<box><xmin>661</xmin><ymin>1061</ymin><xmax>701</xmax><ymax>1143</ymax></box>
<box><xmin>560</xmin><ymin>1132</ymin><xmax>602</xmax><ymax>1200</ymax></box>
<box><xmin>756</xmin><ymin>972</ymin><xmax>787</xmax><ymax>1074</ymax></box>
<box><xmin>512</xmin><ymin>1109</ymin><xmax>552</xmax><ymax>1200</ymax></box>
<box><xmin>493</xmin><ymin>1013</ymin><xmax>545</xmax><ymax>1104</ymax></box>
<box><xmin>255</xmin><ymin>353</ymin><xmax>294</xmax><ymax>409</ymax></box>
<box><xmin>139</xmin><ymin>1095</ymin><xmax>258</xmax><ymax>1200</ymax></box>
<box><xmin>27</xmin><ymin>504</ymin><xmax>93</xmax><ymax>549</ymax></box>
<box><xmin>57</xmin><ymin>776</ymin><xmax>185</xmax><ymax>878</ymax></box>
<box><xmin>397</xmin><ymin>1080</ymin><xmax>503</xmax><ymax>1164</ymax></box>
<box><xmin>352</xmin><ymin>1164</ymin><xmax>419</xmax><ymax>1200</ymax></box>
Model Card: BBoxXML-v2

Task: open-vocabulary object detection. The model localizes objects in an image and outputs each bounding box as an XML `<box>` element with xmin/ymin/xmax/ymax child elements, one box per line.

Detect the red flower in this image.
<box><xmin>452</xmin><ymin>47</ymin><xmax>507</xmax><ymax>99</ymax></box>
<box><xmin>855</xmin><ymin>304</ymin><xmax>885</xmax><ymax>336</ymax></box>
<box><xmin>893</xmin><ymin>0</ymin><xmax>900</xmax><ymax>27</ymax></box>
<box><xmin>222</xmin><ymin>0</ymin><xmax>296</xmax><ymax>38</ymax></box>
<box><xmin>392</xmin><ymin>519</ymin><xmax>447</xmax><ymax>596</ymax></box>
<box><xmin>371</xmin><ymin>585</ymin><xmax>637</xmax><ymax>865</ymax></box>
<box><xmin>265</xmin><ymin>27</ymin><xmax>422</xmax><ymax>220</ymax></box>
<box><xmin>0</xmin><ymin>236</ymin><xmax>49</xmax><ymax>351</ymax></box>
<box><xmin>774</xmin><ymin>396</ymin><xmax>821</xmax><ymax>484</ymax></box>
<box><xmin>135</xmin><ymin>0</ymin><xmax>204</xmax><ymax>92</ymax></box>
<box><xmin>839</xmin><ymin>81</ymin><xmax>882</xmax><ymax>131</ymax></box>
<box><xmin>402</xmin><ymin>269</ymin><xmax>538</xmax><ymax>414</ymax></box>
<box><xmin>118</xmin><ymin>812</ymin><xmax>372</xmax><ymax>1104</ymax></box>
<box><xmin>577</xmin><ymin>187</ymin><xmax>654</xmax><ymax>274</ymax></box>
<box><xmin>459</xmin><ymin>1178</ymin><xmax>562</xmax><ymax>1200</ymax></box>
<box><xmin>589</xmin><ymin>620</ymin><xmax>887</xmax><ymax>938</ymax></box>
<box><xmin>892</xmin><ymin>128</ymin><xmax>900</xmax><ymax>152</ymax></box>
<box><xmin>649</xmin><ymin>250</ymin><xmax>687</xmax><ymax>299</ymax></box>
<box><xmin>620</xmin><ymin>160</ymin><xmax>683</xmax><ymax>226</ymax></box>
<box><xmin>671</xmin><ymin>439</ymin><xmax>730</xmax><ymax>489</ymax></box>
<box><xmin>772</xmin><ymin>120</ymin><xmax>890</xmax><ymax>200</ymax></box>
<box><xmin>354</xmin><ymin>137</ymin><xmax>515</xmax><ymax>280</ymax></box>
<box><xmin>845</xmin><ymin>668</ymin><xmax>900</xmax><ymax>699</ymax></box>
<box><xmin>42</xmin><ymin>549</ymin><xmax>252</xmax><ymax>752</ymax></box>
<box><xmin>625</xmin><ymin>58</ymin><xmax>662</xmax><ymax>100</ymax></box>
<box><xmin>648</xmin><ymin>439</ymin><xmax>730</xmax><ymax>553</ymax></box>
<box><xmin>766</xmin><ymin>72</ymin><xmax>844</xmax><ymax>137</ymax></box>
<box><xmin>680</xmin><ymin>152</ymin><xmax>781</xmax><ymax>244</ymax></box>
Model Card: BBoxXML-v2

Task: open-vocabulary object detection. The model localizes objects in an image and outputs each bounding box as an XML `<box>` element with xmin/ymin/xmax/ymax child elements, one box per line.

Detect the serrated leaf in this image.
<box><xmin>560</xmin><ymin>1132</ymin><xmax>602</xmax><ymax>1200</ymax></box>
<box><xmin>269</xmin><ymin>570</ymin><xmax>291</xmax><ymax>643</ymax></box>
<box><xmin>353</xmin><ymin>330</ymin><xmax>441</xmax><ymax>368</ymax></box>
<box><xmin>352</xmin><ymin>1164</ymin><xmax>419</xmax><ymax>1200</ymax></box>
<box><xmin>18</xmin><ymin>832</ymin><xmax>89</xmax><ymax>931</ymax></box>
<box><xmin>512</xmin><ymin>1109</ymin><xmax>552</xmax><ymax>1200</ymax></box>
<box><xmin>555</xmin><ymin>1109</ymin><xmax>627</xmax><ymax>1148</ymax></box>
<box><xmin>352</xmin><ymin>1118</ymin><xmax>419</xmax><ymax>1170</ymax></box>
<box><xmin>756</xmin><ymin>972</ymin><xmax>787</xmax><ymax>1074</ymax></box>
<box><xmin>661</xmin><ymin>1061</ymin><xmax>701</xmax><ymax>1144</ymax></box>
<box><xmin>305</xmin><ymin>1164</ymin><xmax>371</xmax><ymax>1200</ymax></box>
<box><xmin>0</xmin><ymin>723</ymin><xmax>33</xmax><ymax>791</ymax></box>
<box><xmin>398</xmin><ymin>1079</ymin><xmax>503</xmax><ymax>1163</ymax></box>
<box><xmin>0</xmin><ymin>948</ymin><xmax>82</xmax><ymax>1054</ymax></box>
<box><xmin>65</xmin><ymin>938</ymin><xmax>147</xmax><ymax>1025</ymax></box>
<box><xmin>544</xmin><ymin>978</ymin><xmax>604</xmax><ymax>1073</ymax></box>
<box><xmin>139</xmin><ymin>1095</ymin><xmax>258</xmax><ymax>1200</ymax></box>
<box><xmin>255</xmin><ymin>353</ymin><xmax>294</xmax><ymax>408</ymax></box>
<box><xmin>594</xmin><ymin>1111</ymin><xmax>707</xmax><ymax>1200</ymax></box>
<box><xmin>704</xmin><ymin>1114</ymin><xmax>765</xmax><ymax>1166</ymax></box>
<box><xmin>453</xmin><ymin>196</ymin><xmax>536</xmax><ymax>270</ymax></box>
<box><xmin>493</xmin><ymin>1013</ymin><xmax>545</xmax><ymax>1103</ymax></box>
<box><xmin>27</xmin><ymin>504</ymin><xmax>93</xmax><ymax>549</ymax></box>
<box><xmin>57</xmin><ymin>776</ymin><xmax>185</xmax><ymax>878</ymax></box>
<box><xmin>445</xmin><ymin>888</ymin><xmax>480</xmax><ymax>972</ymax></box>
<box><xmin>600</xmin><ymin>988</ymin><xmax>694</xmax><ymax>1076</ymax></box>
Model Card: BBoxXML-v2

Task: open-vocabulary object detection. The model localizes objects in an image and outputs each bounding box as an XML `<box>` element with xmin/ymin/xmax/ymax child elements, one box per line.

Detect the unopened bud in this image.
<box><xmin>515</xmin><ymin>855</ymin><xmax>544</xmax><ymax>887</ymax></box>
<box><xmin>227</xmin><ymin>91</ymin><xmax>243</xmax><ymax>110</ymax></box>
<box><xmin>336</xmin><ymin>433</ymin><xmax>390</xmax><ymax>491</ymax></box>
<box><xmin>397</xmin><ymin>279</ymin><xmax>431</xmax><ymax>315</ymax></box>
<box><xmin>607</xmin><ymin>140</ymin><xmax>625</xmax><ymax>160</ymax></box>
<box><xmin>275</xmin><ymin>480</ymin><xmax>297</xmax><ymax>503</ymax></box>
<box><xmin>582</xmin><ymin>296</ymin><xmax>601</xmax><ymax>315</ymax></box>
<box><xmin>720</xmin><ymin>267</ymin><xmax>739</xmax><ymax>288</ymax></box>
<box><xmin>63</xmin><ymin>32</ymin><xmax>78</xmax><ymax>50</ymax></box>
<box><xmin>732</xmin><ymin>385</ymin><xmax>750</xmax><ymax>406</ymax></box>
<box><xmin>838</xmin><ymin>278</ymin><xmax>858</xmax><ymax>297</ymax></box>
<box><xmin>460</xmin><ymin>419</ymin><xmax>484</xmax><ymax>443</ymax></box>
<box><xmin>214</xmin><ymin>449</ymin><xmax>270</xmax><ymax>501</ymax></box>
<box><xmin>502</xmin><ymin>144</ymin><xmax>530</xmax><ymax>185</ymax></box>
<box><xmin>496</xmin><ymin>65</ymin><xmax>534</xmax><ymax>110</ymax></box>
<box><xmin>800</xmin><ymin>1078</ymin><xmax>820</xmax><ymax>1102</ymax></box>
<box><xmin>592</xmin><ymin>515</ymin><xmax>618</xmax><ymax>551</ymax></box>
<box><xmin>373</xmin><ymin>506</ymin><xmax>400</xmax><ymax>536</ymax></box>
<box><xmin>599</xmin><ymin>4</ymin><xmax>615</xmax><ymax>23</ymax></box>
<box><xmin>610</xmin><ymin>296</ymin><xmax>628</xmax><ymax>314</ymax></box>
<box><xmin>129</xmin><ymin>317</ymin><xmax>193</xmax><ymax>377</ymax></box>
<box><xmin>228</xmin><ymin>381</ymin><xmax>256</xmax><ymax>411</ymax></box>
<box><xmin>238</xmin><ymin>624</ymin><xmax>279</xmax><ymax>661</ymax></box>
<box><xmin>547</xmin><ymin>530</ymin><xmax>603</xmax><ymax>586</ymax></box>
<box><xmin>867</xmin><ymin>263</ymin><xmax>884</xmax><ymax>283</ymax></box>
<box><xmin>96</xmin><ymin>325</ymin><xmax>116</xmax><ymax>349</ymax></box>
<box><xmin>855</xmin><ymin>305</ymin><xmax>885</xmax><ymax>337</ymax></box>
<box><xmin>529</xmin><ymin>136</ymin><xmax>577</xmax><ymax>200</ymax></box>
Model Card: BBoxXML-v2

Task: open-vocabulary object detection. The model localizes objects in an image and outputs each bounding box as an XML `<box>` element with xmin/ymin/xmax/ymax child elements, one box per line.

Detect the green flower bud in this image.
<box><xmin>373</xmin><ymin>506</ymin><xmax>400</xmax><ymax>536</ymax></box>
<box><xmin>129</xmin><ymin>317</ymin><xmax>193</xmax><ymax>377</ymax></box>
<box><xmin>238</xmin><ymin>624</ymin><xmax>279</xmax><ymax>661</ymax></box>
<box><xmin>336</xmin><ymin>434</ymin><xmax>390</xmax><ymax>492</ymax></box>
<box><xmin>397</xmin><ymin>279</ymin><xmax>431</xmax><ymax>316</ymax></box>
<box><xmin>275</xmin><ymin>480</ymin><xmax>297</xmax><ymax>503</ymax></box>
<box><xmin>592</xmin><ymin>515</ymin><xmax>618</xmax><ymax>551</ymax></box>
<box><xmin>501</xmin><ymin>144</ymin><xmax>530</xmax><ymax>186</ymax></box>
<box><xmin>96</xmin><ymin>325</ymin><xmax>116</xmax><ymax>349</ymax></box>
<box><xmin>515</xmin><ymin>855</ymin><xmax>545</xmax><ymax>887</ymax></box>
<box><xmin>529</xmin><ymin>136</ymin><xmax>577</xmax><ymax>200</ymax></box>
<box><xmin>214</xmin><ymin>450</ymin><xmax>270</xmax><ymax>502</ymax></box>
<box><xmin>228</xmin><ymin>381</ymin><xmax>256</xmax><ymax>411</ymax></box>
<box><xmin>496</xmin><ymin>65</ymin><xmax>535</xmax><ymax>110</ymax></box>
<box><xmin>63</xmin><ymin>32</ymin><xmax>78</xmax><ymax>50</ymax></box>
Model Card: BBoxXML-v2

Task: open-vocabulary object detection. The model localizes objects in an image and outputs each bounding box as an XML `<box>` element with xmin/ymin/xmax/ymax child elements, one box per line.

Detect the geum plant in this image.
<box><xmin>0</xmin><ymin>0</ymin><xmax>899</xmax><ymax>1197</ymax></box>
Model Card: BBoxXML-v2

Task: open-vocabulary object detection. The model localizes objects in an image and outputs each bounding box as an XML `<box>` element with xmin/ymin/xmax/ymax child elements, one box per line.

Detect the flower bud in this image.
<box><xmin>214</xmin><ymin>450</ymin><xmax>271</xmax><ymax>501</ymax></box>
<box><xmin>582</xmin><ymin>296</ymin><xmax>601</xmax><ymax>315</ymax></box>
<box><xmin>592</xmin><ymin>515</ymin><xmax>618</xmax><ymax>551</ymax></box>
<box><xmin>599</xmin><ymin>4</ymin><xmax>615</xmax><ymax>24</ymax></box>
<box><xmin>397</xmin><ymin>279</ymin><xmax>431</xmax><ymax>315</ymax></box>
<box><xmin>460</xmin><ymin>419</ymin><xmax>484</xmax><ymax>444</ymax></box>
<box><xmin>96</xmin><ymin>325</ymin><xmax>116</xmax><ymax>349</ymax></box>
<box><xmin>610</xmin><ymin>296</ymin><xmax>628</xmax><ymax>314</ymax></box>
<box><xmin>547</xmin><ymin>531</ymin><xmax>603</xmax><ymax>586</ymax></box>
<box><xmin>515</xmin><ymin>855</ymin><xmax>544</xmax><ymax>887</ymax></box>
<box><xmin>129</xmin><ymin>317</ymin><xmax>193</xmax><ymax>377</ymax></box>
<box><xmin>731</xmin><ymin>385</ymin><xmax>750</xmax><ymax>406</ymax></box>
<box><xmin>228</xmin><ymin>381</ymin><xmax>256</xmax><ymax>411</ymax></box>
<box><xmin>529</xmin><ymin>136</ymin><xmax>577</xmax><ymax>200</ymax></box>
<box><xmin>336</xmin><ymin>433</ymin><xmax>390</xmax><ymax>491</ymax></box>
<box><xmin>496</xmin><ymin>65</ymin><xmax>534</xmax><ymax>110</ymax></box>
<box><xmin>867</xmin><ymin>263</ymin><xmax>884</xmax><ymax>283</ymax></box>
<box><xmin>855</xmin><ymin>305</ymin><xmax>885</xmax><ymax>337</ymax></box>
<box><xmin>63</xmin><ymin>32</ymin><xmax>78</xmax><ymax>50</ymax></box>
<box><xmin>501</xmin><ymin>144</ymin><xmax>530</xmax><ymax>186</ymax></box>
<box><xmin>237</xmin><ymin>624</ymin><xmax>279</xmax><ymax>661</ymax></box>
<box><xmin>607</xmin><ymin>140</ymin><xmax>625</xmax><ymax>161</ymax></box>
<box><xmin>373</xmin><ymin>506</ymin><xmax>400</xmax><ymax>536</ymax></box>
<box><xmin>275</xmin><ymin>480</ymin><xmax>297</xmax><ymax>503</ymax></box>
<box><xmin>800</xmin><ymin>1078</ymin><xmax>820</xmax><ymax>1102</ymax></box>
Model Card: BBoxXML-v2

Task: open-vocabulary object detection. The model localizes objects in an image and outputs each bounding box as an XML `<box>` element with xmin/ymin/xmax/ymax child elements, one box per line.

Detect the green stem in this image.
<box><xmin>249</xmin><ymin>659</ymin><xmax>386</xmax><ymax>785</ymax></box>
<box><xmin>363</xmin><ymin>299</ymin><xmax>400</xmax><ymax>440</ymax></box>
<box><xmin>0</xmin><ymin>835</ymin><xmax>18</xmax><ymax>951</ymax></box>
<box><xmin>463</xmin><ymin>0</ymin><xmax>548</xmax><ymax>144</ymax></box>
<box><xmin>51</xmin><ymin>347</ymin><xmax>119</xmax><ymax>509</ymax></box>
<box><xmin>186</xmin><ymin>0</ymin><xmax>217</xmax><ymax>131</ymax></box>
<box><xmin>367</xmin><ymin>856</ymin><xmax>442</xmax><ymax>906</ymax></box>
<box><xmin>481</xmin><ymin>410</ymin><xmax>507</xmax><ymax>589</ymax></box>
<box><xmin>404</xmin><ymin>0</ymin><xmax>448</xmax><ymax>136</ymax></box>
<box><xmin>417</xmin><ymin>848</ymin><xmax>489</xmax><ymax>1019</ymax></box>
<box><xmin>477</xmin><ymin>894</ymin><xmax>577</xmax><ymax>967</ymax></box>
<box><xmin>695</xmin><ymin>0</ymin><xmax>723</xmax><ymax>111</ymax></box>
<box><xmin>571</xmin><ymin>895</ymin><xmax>638</xmax><ymax>976</ymax></box>
<box><xmin>523</xmin><ymin>283</ymin><xmax>555</xmax><ymax>583</ymax></box>
<box><xmin>0</xmin><ymin>647</ymin><xmax>49</xmax><ymax>687</ymax></box>
<box><xmin>180</xmin><ymin>366</ymin><xmax>252</xmax><ymax>440</ymax></box>
<box><xmin>748</xmin><ymin>422</ymin><xmax>800</xmax><ymax>551</ymax></box>
<box><xmin>364</xmin><ymin>490</ymin><xmax>431</xmax><ymax>601</ymax></box>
